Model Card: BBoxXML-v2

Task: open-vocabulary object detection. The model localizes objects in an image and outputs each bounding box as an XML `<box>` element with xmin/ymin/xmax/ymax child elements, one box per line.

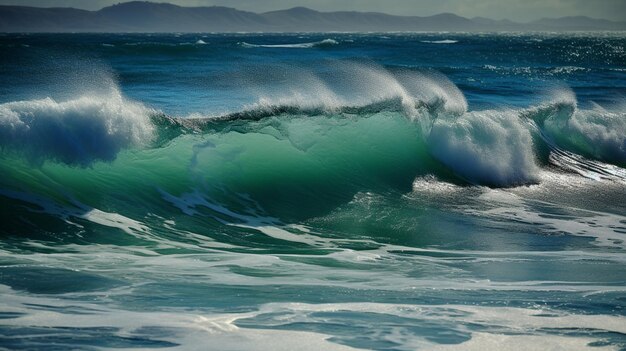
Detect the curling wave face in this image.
<box><xmin>0</xmin><ymin>65</ymin><xmax>624</xmax><ymax>224</ymax></box>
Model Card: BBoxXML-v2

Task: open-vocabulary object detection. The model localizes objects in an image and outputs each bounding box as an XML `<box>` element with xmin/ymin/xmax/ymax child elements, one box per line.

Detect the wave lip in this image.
<box><xmin>239</xmin><ymin>38</ymin><xmax>338</xmax><ymax>49</ymax></box>
<box><xmin>0</xmin><ymin>90</ymin><xmax>155</xmax><ymax>166</ymax></box>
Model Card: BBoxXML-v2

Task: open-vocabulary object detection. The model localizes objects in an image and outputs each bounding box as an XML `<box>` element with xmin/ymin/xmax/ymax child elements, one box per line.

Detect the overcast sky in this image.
<box><xmin>2</xmin><ymin>0</ymin><xmax>625</xmax><ymax>22</ymax></box>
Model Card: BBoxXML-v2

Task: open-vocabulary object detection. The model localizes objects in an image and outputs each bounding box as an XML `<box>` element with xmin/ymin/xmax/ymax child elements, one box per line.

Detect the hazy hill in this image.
<box><xmin>261</xmin><ymin>7</ymin><xmax>479</xmax><ymax>31</ymax></box>
<box><xmin>1</xmin><ymin>1</ymin><xmax>625</xmax><ymax>32</ymax></box>
<box><xmin>95</xmin><ymin>2</ymin><xmax>269</xmax><ymax>32</ymax></box>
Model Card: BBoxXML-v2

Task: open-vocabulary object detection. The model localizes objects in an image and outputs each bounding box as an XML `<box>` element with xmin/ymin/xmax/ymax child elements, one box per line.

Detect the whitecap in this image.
<box><xmin>240</xmin><ymin>38</ymin><xmax>338</xmax><ymax>49</ymax></box>
<box><xmin>421</xmin><ymin>39</ymin><xmax>458</xmax><ymax>44</ymax></box>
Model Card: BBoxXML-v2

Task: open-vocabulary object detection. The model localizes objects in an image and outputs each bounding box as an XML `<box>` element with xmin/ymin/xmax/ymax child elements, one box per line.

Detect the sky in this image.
<box><xmin>1</xmin><ymin>0</ymin><xmax>625</xmax><ymax>22</ymax></box>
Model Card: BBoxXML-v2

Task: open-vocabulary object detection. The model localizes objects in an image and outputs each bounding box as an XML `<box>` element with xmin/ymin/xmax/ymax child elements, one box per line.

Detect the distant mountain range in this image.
<box><xmin>1</xmin><ymin>1</ymin><xmax>625</xmax><ymax>32</ymax></box>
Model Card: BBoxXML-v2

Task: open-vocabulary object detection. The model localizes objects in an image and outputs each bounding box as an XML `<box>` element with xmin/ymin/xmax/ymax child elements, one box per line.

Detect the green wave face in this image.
<box><xmin>184</xmin><ymin>113</ymin><xmax>432</xmax><ymax>217</ymax></box>
<box><xmin>0</xmin><ymin>112</ymin><xmax>439</xmax><ymax>235</ymax></box>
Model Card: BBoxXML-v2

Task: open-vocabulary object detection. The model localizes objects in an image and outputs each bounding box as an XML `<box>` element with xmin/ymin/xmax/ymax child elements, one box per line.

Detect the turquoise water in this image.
<box><xmin>1</xmin><ymin>32</ymin><xmax>626</xmax><ymax>350</ymax></box>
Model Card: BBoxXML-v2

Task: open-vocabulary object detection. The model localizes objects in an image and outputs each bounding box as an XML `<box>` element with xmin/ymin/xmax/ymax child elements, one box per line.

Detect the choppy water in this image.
<box><xmin>1</xmin><ymin>32</ymin><xmax>626</xmax><ymax>350</ymax></box>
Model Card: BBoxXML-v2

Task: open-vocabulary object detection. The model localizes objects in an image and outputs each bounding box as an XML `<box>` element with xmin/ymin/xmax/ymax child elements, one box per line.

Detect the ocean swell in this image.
<box><xmin>239</xmin><ymin>39</ymin><xmax>339</xmax><ymax>49</ymax></box>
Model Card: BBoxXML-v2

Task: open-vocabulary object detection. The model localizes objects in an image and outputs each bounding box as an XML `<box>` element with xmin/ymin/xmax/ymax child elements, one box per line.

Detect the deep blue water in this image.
<box><xmin>1</xmin><ymin>32</ymin><xmax>626</xmax><ymax>350</ymax></box>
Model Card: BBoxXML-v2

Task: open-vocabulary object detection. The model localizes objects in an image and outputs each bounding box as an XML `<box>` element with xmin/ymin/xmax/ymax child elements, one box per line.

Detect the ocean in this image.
<box><xmin>1</xmin><ymin>32</ymin><xmax>626</xmax><ymax>350</ymax></box>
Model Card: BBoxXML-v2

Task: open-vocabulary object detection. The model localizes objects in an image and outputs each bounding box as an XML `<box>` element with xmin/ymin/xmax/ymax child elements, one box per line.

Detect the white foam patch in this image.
<box><xmin>81</xmin><ymin>208</ymin><xmax>149</xmax><ymax>236</ymax></box>
<box><xmin>411</xmin><ymin>175</ymin><xmax>461</xmax><ymax>193</ymax></box>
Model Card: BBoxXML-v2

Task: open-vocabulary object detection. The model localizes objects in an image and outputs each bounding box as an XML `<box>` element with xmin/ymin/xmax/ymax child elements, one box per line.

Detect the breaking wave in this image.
<box><xmin>527</xmin><ymin>89</ymin><xmax>626</xmax><ymax>166</ymax></box>
<box><xmin>1</xmin><ymin>64</ymin><xmax>624</xmax><ymax>224</ymax></box>
<box><xmin>0</xmin><ymin>88</ymin><xmax>154</xmax><ymax>166</ymax></box>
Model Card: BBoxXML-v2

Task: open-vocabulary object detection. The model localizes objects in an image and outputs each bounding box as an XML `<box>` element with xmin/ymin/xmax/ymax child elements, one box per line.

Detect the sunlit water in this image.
<box><xmin>1</xmin><ymin>32</ymin><xmax>626</xmax><ymax>350</ymax></box>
